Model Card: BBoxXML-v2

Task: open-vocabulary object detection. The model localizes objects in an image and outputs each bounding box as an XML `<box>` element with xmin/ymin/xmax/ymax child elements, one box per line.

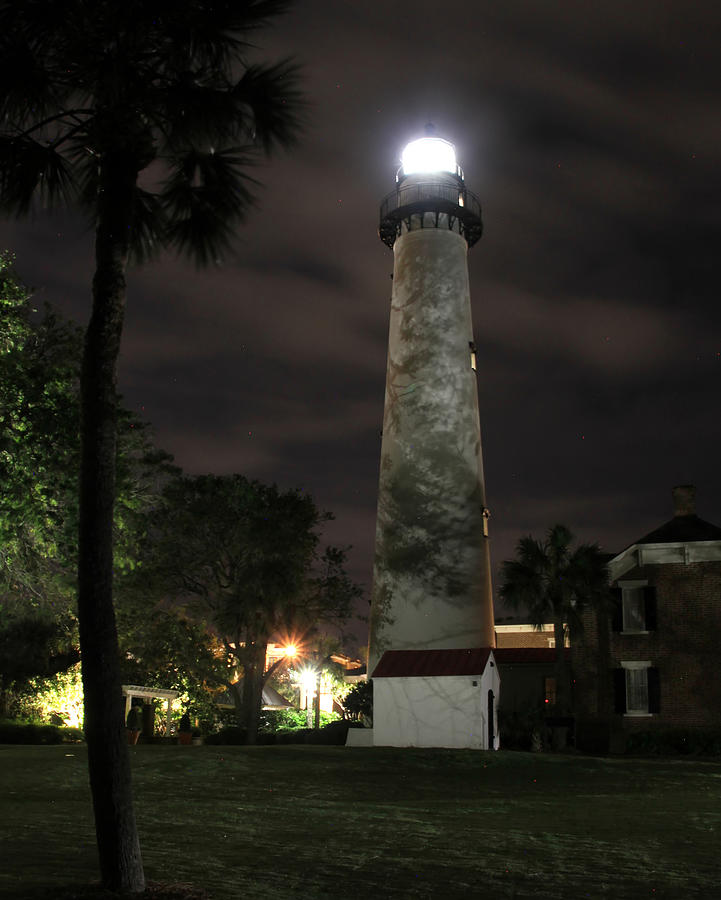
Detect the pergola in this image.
<box><xmin>122</xmin><ymin>684</ymin><xmax>180</xmax><ymax>736</ymax></box>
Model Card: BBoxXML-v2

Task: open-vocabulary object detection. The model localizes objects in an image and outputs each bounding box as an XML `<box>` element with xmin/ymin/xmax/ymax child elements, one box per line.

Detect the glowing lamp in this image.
<box><xmin>401</xmin><ymin>136</ymin><xmax>457</xmax><ymax>176</ymax></box>
<box><xmin>283</xmin><ymin>644</ymin><xmax>297</xmax><ymax>657</ymax></box>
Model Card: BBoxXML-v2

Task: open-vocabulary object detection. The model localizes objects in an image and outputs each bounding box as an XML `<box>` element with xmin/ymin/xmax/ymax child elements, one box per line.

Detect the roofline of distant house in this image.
<box><xmin>609</xmin><ymin>539</ymin><xmax>721</xmax><ymax>582</ymax></box>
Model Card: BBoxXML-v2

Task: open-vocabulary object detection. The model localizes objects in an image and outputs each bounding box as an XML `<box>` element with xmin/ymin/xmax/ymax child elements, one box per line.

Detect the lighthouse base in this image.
<box><xmin>369</xmin><ymin>648</ymin><xmax>500</xmax><ymax>750</ymax></box>
<box><xmin>345</xmin><ymin>727</ymin><xmax>374</xmax><ymax>747</ymax></box>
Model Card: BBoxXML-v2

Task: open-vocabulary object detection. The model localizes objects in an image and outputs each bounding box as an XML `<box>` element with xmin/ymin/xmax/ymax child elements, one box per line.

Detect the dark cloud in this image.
<box><xmin>2</xmin><ymin>0</ymin><xmax>720</xmax><ymax>625</ymax></box>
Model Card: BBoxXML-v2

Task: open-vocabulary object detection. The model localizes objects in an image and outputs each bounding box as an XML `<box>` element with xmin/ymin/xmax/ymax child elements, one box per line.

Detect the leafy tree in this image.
<box><xmin>0</xmin><ymin>2</ymin><xmax>302</xmax><ymax>888</ymax></box>
<box><xmin>0</xmin><ymin>253</ymin><xmax>81</xmax><ymax>714</ymax></box>
<box><xmin>115</xmin><ymin>594</ymin><xmax>227</xmax><ymax>716</ymax></box>
<box><xmin>0</xmin><ymin>252</ymin><xmax>81</xmax><ymax>608</ymax></box>
<box><xmin>499</xmin><ymin>524</ymin><xmax>609</xmax><ymax>714</ymax></box>
<box><xmin>342</xmin><ymin>680</ymin><xmax>373</xmax><ymax>723</ymax></box>
<box><xmin>0</xmin><ymin>610</ymin><xmax>79</xmax><ymax>716</ymax></box>
<box><xmin>146</xmin><ymin>474</ymin><xmax>359</xmax><ymax>744</ymax></box>
<box><xmin>0</xmin><ymin>254</ymin><xmax>180</xmax><ymax>717</ymax></box>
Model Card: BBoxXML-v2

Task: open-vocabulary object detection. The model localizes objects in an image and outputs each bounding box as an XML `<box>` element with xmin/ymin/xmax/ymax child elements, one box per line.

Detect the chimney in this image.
<box><xmin>672</xmin><ymin>484</ymin><xmax>696</xmax><ymax>517</ymax></box>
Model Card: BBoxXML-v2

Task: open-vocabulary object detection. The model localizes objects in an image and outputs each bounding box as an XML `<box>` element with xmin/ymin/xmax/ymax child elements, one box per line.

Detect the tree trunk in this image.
<box><xmin>241</xmin><ymin>641</ymin><xmax>267</xmax><ymax>745</ymax></box>
<box><xmin>77</xmin><ymin>155</ymin><xmax>145</xmax><ymax>893</ymax></box>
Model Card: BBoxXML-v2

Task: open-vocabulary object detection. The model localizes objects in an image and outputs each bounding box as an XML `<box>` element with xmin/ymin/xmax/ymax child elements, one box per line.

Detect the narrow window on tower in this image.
<box><xmin>469</xmin><ymin>341</ymin><xmax>477</xmax><ymax>371</ymax></box>
<box><xmin>481</xmin><ymin>506</ymin><xmax>490</xmax><ymax>536</ymax></box>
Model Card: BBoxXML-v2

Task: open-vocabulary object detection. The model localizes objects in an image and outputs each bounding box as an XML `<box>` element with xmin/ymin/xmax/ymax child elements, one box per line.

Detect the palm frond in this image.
<box><xmin>0</xmin><ymin>0</ymin><xmax>78</xmax><ymax>45</ymax></box>
<box><xmin>515</xmin><ymin>535</ymin><xmax>549</xmax><ymax>573</ymax></box>
<box><xmin>157</xmin><ymin>75</ymin><xmax>244</xmax><ymax>149</ymax></box>
<box><xmin>0</xmin><ymin>35</ymin><xmax>57</xmax><ymax>125</ymax></box>
<box><xmin>0</xmin><ymin>136</ymin><xmax>77</xmax><ymax>216</ymax></box>
<box><xmin>144</xmin><ymin>0</ymin><xmax>292</xmax><ymax>75</ymax></box>
<box><xmin>156</xmin><ymin>0</ymin><xmax>244</xmax><ymax>73</ymax></box>
<box><xmin>233</xmin><ymin>60</ymin><xmax>305</xmax><ymax>155</ymax></box>
<box><xmin>221</xmin><ymin>0</ymin><xmax>296</xmax><ymax>41</ymax></box>
<box><xmin>161</xmin><ymin>147</ymin><xmax>259</xmax><ymax>265</ymax></box>
<box><xmin>499</xmin><ymin>557</ymin><xmax>545</xmax><ymax>612</ymax></box>
<box><xmin>547</xmin><ymin>523</ymin><xmax>573</xmax><ymax>554</ymax></box>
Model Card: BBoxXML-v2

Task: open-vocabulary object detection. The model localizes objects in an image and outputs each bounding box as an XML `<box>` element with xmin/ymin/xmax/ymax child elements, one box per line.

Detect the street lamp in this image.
<box><xmin>299</xmin><ymin>666</ymin><xmax>318</xmax><ymax>728</ymax></box>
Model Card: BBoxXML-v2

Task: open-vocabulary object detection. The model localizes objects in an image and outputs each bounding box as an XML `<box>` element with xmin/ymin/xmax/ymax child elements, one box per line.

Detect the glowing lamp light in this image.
<box><xmin>401</xmin><ymin>136</ymin><xmax>457</xmax><ymax>176</ymax></box>
<box><xmin>300</xmin><ymin>666</ymin><xmax>318</xmax><ymax>692</ymax></box>
<box><xmin>283</xmin><ymin>644</ymin><xmax>297</xmax><ymax>657</ymax></box>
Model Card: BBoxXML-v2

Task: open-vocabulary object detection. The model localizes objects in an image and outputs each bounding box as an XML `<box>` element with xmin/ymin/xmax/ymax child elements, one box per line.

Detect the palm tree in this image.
<box><xmin>0</xmin><ymin>2</ymin><xmax>302</xmax><ymax>891</ymax></box>
<box><xmin>499</xmin><ymin>524</ymin><xmax>608</xmax><ymax>714</ymax></box>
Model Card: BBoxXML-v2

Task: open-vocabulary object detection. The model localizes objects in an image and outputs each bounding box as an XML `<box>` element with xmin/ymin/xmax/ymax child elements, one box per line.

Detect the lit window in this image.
<box><xmin>469</xmin><ymin>341</ymin><xmax>477</xmax><ymax>371</ymax></box>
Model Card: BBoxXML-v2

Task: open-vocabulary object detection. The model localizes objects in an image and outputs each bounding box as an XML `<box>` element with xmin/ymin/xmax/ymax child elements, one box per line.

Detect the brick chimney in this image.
<box><xmin>672</xmin><ymin>484</ymin><xmax>696</xmax><ymax>517</ymax></box>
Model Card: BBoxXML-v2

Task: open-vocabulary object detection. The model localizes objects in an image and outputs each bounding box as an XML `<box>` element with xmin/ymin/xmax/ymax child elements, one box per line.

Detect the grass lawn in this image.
<box><xmin>1</xmin><ymin>745</ymin><xmax>720</xmax><ymax>899</ymax></box>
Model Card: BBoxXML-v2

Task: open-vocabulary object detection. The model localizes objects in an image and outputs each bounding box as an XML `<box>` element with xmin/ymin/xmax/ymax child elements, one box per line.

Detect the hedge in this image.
<box><xmin>0</xmin><ymin>720</ymin><xmax>84</xmax><ymax>744</ymax></box>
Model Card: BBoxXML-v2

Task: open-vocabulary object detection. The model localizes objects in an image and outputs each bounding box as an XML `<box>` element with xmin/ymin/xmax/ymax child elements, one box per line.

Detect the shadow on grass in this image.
<box><xmin>14</xmin><ymin>883</ymin><xmax>208</xmax><ymax>899</ymax></box>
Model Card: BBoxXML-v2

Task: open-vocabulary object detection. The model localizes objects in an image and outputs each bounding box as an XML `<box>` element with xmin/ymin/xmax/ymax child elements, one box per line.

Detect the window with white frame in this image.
<box><xmin>625</xmin><ymin>665</ymin><xmax>649</xmax><ymax>713</ymax></box>
<box><xmin>622</xmin><ymin>586</ymin><xmax>646</xmax><ymax>631</ymax></box>
<box><xmin>615</xmin><ymin>661</ymin><xmax>659</xmax><ymax>716</ymax></box>
<box><xmin>613</xmin><ymin>581</ymin><xmax>658</xmax><ymax>633</ymax></box>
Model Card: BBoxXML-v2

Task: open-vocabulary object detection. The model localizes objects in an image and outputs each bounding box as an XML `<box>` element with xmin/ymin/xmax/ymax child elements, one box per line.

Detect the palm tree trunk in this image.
<box><xmin>77</xmin><ymin>156</ymin><xmax>145</xmax><ymax>893</ymax></box>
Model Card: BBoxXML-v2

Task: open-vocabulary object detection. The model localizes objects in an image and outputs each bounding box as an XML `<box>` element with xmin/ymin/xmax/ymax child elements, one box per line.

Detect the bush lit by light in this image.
<box><xmin>27</xmin><ymin>663</ymin><xmax>84</xmax><ymax>729</ymax></box>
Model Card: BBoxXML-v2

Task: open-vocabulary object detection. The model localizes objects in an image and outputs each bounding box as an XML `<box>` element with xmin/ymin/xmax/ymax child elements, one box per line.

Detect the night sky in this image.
<box><xmin>1</xmin><ymin>1</ymin><xmax>720</xmax><ymax>641</ymax></box>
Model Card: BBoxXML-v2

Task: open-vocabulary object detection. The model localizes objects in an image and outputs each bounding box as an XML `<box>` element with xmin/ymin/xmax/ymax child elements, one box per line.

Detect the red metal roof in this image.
<box><xmin>493</xmin><ymin>647</ymin><xmax>568</xmax><ymax>664</ymax></box>
<box><xmin>371</xmin><ymin>647</ymin><xmax>493</xmax><ymax>678</ymax></box>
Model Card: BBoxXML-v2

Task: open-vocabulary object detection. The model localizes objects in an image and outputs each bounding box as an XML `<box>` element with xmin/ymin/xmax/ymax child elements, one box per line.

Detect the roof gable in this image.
<box><xmin>371</xmin><ymin>647</ymin><xmax>493</xmax><ymax>678</ymax></box>
<box><xmin>636</xmin><ymin>514</ymin><xmax>721</xmax><ymax>545</ymax></box>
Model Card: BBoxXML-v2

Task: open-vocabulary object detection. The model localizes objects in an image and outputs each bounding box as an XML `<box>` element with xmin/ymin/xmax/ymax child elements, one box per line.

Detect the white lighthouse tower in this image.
<box><xmin>365</xmin><ymin>129</ymin><xmax>498</xmax><ymax>749</ymax></box>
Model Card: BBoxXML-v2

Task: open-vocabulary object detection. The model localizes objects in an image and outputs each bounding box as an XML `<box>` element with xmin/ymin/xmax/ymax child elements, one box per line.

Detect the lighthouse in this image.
<box><xmin>368</xmin><ymin>128</ymin><xmax>496</xmax><ymax>681</ymax></box>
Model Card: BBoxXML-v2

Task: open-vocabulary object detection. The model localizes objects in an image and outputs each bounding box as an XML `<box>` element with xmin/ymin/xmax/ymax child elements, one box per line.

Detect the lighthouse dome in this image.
<box><xmin>400</xmin><ymin>136</ymin><xmax>458</xmax><ymax>177</ymax></box>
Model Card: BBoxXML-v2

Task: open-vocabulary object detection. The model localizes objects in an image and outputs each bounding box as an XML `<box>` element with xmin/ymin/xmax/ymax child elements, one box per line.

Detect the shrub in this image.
<box><xmin>205</xmin><ymin>719</ymin><xmax>351</xmax><ymax>745</ymax></box>
<box><xmin>272</xmin><ymin>721</ymin><xmax>350</xmax><ymax>745</ymax></box>
<box><xmin>259</xmin><ymin>708</ymin><xmax>340</xmax><ymax>733</ymax></box>
<box><xmin>625</xmin><ymin>728</ymin><xmax>721</xmax><ymax>757</ymax></box>
<box><xmin>497</xmin><ymin>708</ymin><xmax>549</xmax><ymax>751</ymax></box>
<box><xmin>204</xmin><ymin>726</ymin><xmax>247</xmax><ymax>745</ymax></box>
<box><xmin>0</xmin><ymin>719</ymin><xmax>83</xmax><ymax>744</ymax></box>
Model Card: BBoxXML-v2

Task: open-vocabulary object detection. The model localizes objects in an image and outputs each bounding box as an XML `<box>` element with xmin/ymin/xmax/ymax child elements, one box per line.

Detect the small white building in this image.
<box><xmin>370</xmin><ymin>648</ymin><xmax>500</xmax><ymax>750</ymax></box>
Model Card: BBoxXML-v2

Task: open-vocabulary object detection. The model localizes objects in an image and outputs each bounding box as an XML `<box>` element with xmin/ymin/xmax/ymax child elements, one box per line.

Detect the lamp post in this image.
<box><xmin>368</xmin><ymin>127</ymin><xmax>495</xmax><ymax>676</ymax></box>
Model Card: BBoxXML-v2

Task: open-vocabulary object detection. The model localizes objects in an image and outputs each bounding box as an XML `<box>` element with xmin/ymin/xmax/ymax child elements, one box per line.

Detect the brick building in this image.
<box><xmin>573</xmin><ymin>485</ymin><xmax>721</xmax><ymax>749</ymax></box>
<box><xmin>494</xmin><ymin>623</ymin><xmax>568</xmax><ymax>649</ymax></box>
